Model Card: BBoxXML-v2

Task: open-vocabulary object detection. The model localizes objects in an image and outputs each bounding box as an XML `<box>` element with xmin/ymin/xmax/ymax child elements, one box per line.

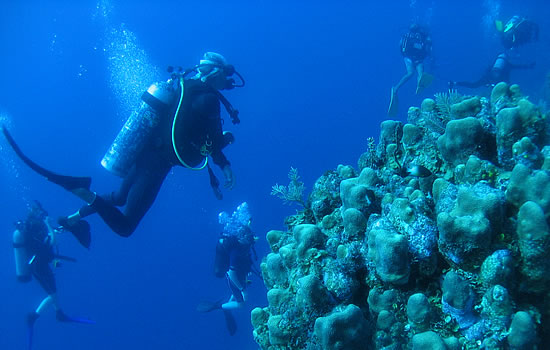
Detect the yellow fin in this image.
<box><xmin>416</xmin><ymin>72</ymin><xmax>434</xmax><ymax>94</ymax></box>
<box><xmin>387</xmin><ymin>87</ymin><xmax>399</xmax><ymax>116</ymax></box>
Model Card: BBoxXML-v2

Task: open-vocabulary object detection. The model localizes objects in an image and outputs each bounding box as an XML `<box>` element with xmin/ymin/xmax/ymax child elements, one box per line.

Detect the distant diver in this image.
<box><xmin>3</xmin><ymin>52</ymin><xmax>244</xmax><ymax>238</ymax></box>
<box><xmin>2</xmin><ymin>128</ymin><xmax>92</xmax><ymax>248</ymax></box>
<box><xmin>197</xmin><ymin>202</ymin><xmax>259</xmax><ymax>336</ymax></box>
<box><xmin>496</xmin><ymin>16</ymin><xmax>539</xmax><ymax>50</ymax></box>
<box><xmin>388</xmin><ymin>23</ymin><xmax>434</xmax><ymax>116</ymax></box>
<box><xmin>449</xmin><ymin>52</ymin><xmax>535</xmax><ymax>89</ymax></box>
<box><xmin>12</xmin><ymin>201</ymin><xmax>94</xmax><ymax>350</ymax></box>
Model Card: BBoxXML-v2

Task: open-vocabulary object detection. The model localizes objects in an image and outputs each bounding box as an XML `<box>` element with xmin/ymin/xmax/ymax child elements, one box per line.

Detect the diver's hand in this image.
<box><xmin>212</xmin><ymin>185</ymin><xmax>223</xmax><ymax>200</ymax></box>
<box><xmin>44</xmin><ymin>216</ymin><xmax>57</xmax><ymax>246</ymax></box>
<box><xmin>222</xmin><ymin>165</ymin><xmax>235</xmax><ymax>190</ymax></box>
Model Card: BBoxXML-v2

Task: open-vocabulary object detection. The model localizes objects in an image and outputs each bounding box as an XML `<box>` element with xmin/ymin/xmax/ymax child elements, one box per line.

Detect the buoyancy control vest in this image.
<box><xmin>166</xmin><ymin>79</ymin><xmax>219</xmax><ymax>169</ymax></box>
<box><xmin>401</xmin><ymin>32</ymin><xmax>428</xmax><ymax>61</ymax></box>
<box><xmin>13</xmin><ymin>221</ymin><xmax>54</xmax><ymax>281</ymax></box>
<box><xmin>102</xmin><ymin>77</ymin><xmax>239</xmax><ymax>176</ymax></box>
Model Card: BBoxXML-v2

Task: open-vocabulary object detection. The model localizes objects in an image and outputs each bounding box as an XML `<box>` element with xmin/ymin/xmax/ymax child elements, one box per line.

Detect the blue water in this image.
<box><xmin>0</xmin><ymin>1</ymin><xmax>548</xmax><ymax>349</ymax></box>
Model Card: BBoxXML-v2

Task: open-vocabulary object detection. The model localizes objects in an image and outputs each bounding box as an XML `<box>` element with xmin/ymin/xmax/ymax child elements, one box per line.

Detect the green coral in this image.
<box><xmin>358</xmin><ymin>137</ymin><xmax>379</xmax><ymax>170</ymax></box>
<box><xmin>271</xmin><ymin>167</ymin><xmax>307</xmax><ymax>208</ymax></box>
<box><xmin>256</xmin><ymin>83</ymin><xmax>550</xmax><ymax>349</ymax></box>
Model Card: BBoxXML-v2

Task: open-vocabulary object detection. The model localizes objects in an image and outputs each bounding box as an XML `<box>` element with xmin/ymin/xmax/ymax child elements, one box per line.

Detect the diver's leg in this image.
<box><xmin>416</xmin><ymin>62</ymin><xmax>424</xmax><ymax>85</ymax></box>
<box><xmin>222</xmin><ymin>295</ymin><xmax>242</xmax><ymax>310</ymax></box>
<box><xmin>222</xmin><ymin>269</ymin><xmax>247</xmax><ymax>310</ymax></box>
<box><xmin>91</xmin><ymin>157</ymin><xmax>171</xmax><ymax>237</ymax></box>
<box><xmin>455</xmin><ymin>76</ymin><xmax>488</xmax><ymax>89</ymax></box>
<box><xmin>28</xmin><ymin>262</ymin><xmax>58</xmax><ymax>326</ymax></box>
<box><xmin>394</xmin><ymin>58</ymin><xmax>415</xmax><ymax>92</ymax></box>
<box><xmin>35</xmin><ymin>295</ymin><xmax>54</xmax><ymax>314</ymax></box>
<box><xmin>32</xmin><ymin>261</ymin><xmax>57</xmax><ymax>297</ymax></box>
<box><xmin>214</xmin><ymin>239</ymin><xmax>230</xmax><ymax>278</ymax></box>
<box><xmin>69</xmin><ymin>165</ymin><xmax>139</xmax><ymax>221</ymax></box>
<box><xmin>108</xmin><ymin>164</ymin><xmax>138</xmax><ymax>206</ymax></box>
<box><xmin>116</xmin><ymin>161</ymin><xmax>171</xmax><ymax>235</ymax></box>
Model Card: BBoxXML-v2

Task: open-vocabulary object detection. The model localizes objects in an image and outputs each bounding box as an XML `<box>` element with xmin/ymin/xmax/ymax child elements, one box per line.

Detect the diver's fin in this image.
<box><xmin>495</xmin><ymin>20</ymin><xmax>503</xmax><ymax>32</ymax></box>
<box><xmin>53</xmin><ymin>253</ymin><xmax>78</xmax><ymax>263</ymax></box>
<box><xmin>26</xmin><ymin>312</ymin><xmax>39</xmax><ymax>350</ymax></box>
<box><xmin>387</xmin><ymin>87</ymin><xmax>399</xmax><ymax>116</ymax></box>
<box><xmin>56</xmin><ymin>310</ymin><xmax>95</xmax><ymax>324</ymax></box>
<box><xmin>1</xmin><ymin>126</ymin><xmax>91</xmax><ymax>192</ymax></box>
<box><xmin>223</xmin><ymin>310</ymin><xmax>237</xmax><ymax>336</ymax></box>
<box><xmin>197</xmin><ymin>299</ymin><xmax>224</xmax><ymax>313</ymax></box>
<box><xmin>27</xmin><ymin>324</ymin><xmax>34</xmax><ymax>350</ymax></box>
<box><xmin>416</xmin><ymin>72</ymin><xmax>434</xmax><ymax>94</ymax></box>
<box><xmin>58</xmin><ymin>217</ymin><xmax>91</xmax><ymax>249</ymax></box>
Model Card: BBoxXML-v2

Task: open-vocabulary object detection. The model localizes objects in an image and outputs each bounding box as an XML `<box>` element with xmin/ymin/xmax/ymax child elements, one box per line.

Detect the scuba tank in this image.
<box><xmin>102</xmin><ymin>58</ymin><xmax>244</xmax><ymax>177</ymax></box>
<box><xmin>101</xmin><ymin>81</ymin><xmax>177</xmax><ymax>177</ymax></box>
<box><xmin>13</xmin><ymin>228</ymin><xmax>32</xmax><ymax>282</ymax></box>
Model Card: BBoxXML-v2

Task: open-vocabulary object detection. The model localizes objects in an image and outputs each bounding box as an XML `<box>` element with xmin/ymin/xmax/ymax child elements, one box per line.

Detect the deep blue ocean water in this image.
<box><xmin>0</xmin><ymin>1</ymin><xmax>548</xmax><ymax>349</ymax></box>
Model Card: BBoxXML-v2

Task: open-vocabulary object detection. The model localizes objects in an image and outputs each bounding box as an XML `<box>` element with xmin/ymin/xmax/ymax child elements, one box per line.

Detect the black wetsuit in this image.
<box><xmin>16</xmin><ymin>221</ymin><xmax>57</xmax><ymax>294</ymax></box>
<box><xmin>502</xmin><ymin>18</ymin><xmax>539</xmax><ymax>50</ymax></box>
<box><xmin>214</xmin><ymin>234</ymin><xmax>253</xmax><ymax>287</ymax></box>
<box><xmin>401</xmin><ymin>31</ymin><xmax>431</xmax><ymax>63</ymax></box>
<box><xmin>79</xmin><ymin>79</ymin><xmax>230</xmax><ymax>237</ymax></box>
<box><xmin>455</xmin><ymin>54</ymin><xmax>533</xmax><ymax>89</ymax></box>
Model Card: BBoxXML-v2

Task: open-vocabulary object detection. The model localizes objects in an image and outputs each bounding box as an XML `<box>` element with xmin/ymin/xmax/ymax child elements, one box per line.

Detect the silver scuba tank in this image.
<box><xmin>13</xmin><ymin>229</ymin><xmax>32</xmax><ymax>282</ymax></box>
<box><xmin>101</xmin><ymin>81</ymin><xmax>177</xmax><ymax>177</ymax></box>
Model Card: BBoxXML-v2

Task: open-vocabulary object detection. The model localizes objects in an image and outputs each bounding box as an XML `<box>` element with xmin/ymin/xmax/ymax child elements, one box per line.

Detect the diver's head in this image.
<box><xmin>17</xmin><ymin>200</ymin><xmax>48</xmax><ymax>235</ymax></box>
<box><xmin>27</xmin><ymin>200</ymin><xmax>47</xmax><ymax>222</ymax></box>
<box><xmin>193</xmin><ymin>52</ymin><xmax>244</xmax><ymax>90</ymax></box>
<box><xmin>409</xmin><ymin>23</ymin><xmax>428</xmax><ymax>36</ymax></box>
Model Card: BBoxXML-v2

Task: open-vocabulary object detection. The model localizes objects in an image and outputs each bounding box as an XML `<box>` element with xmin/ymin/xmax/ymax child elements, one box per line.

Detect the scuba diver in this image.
<box><xmin>2</xmin><ymin>52</ymin><xmax>244</xmax><ymax>238</ymax></box>
<box><xmin>197</xmin><ymin>202</ymin><xmax>258</xmax><ymax>335</ymax></box>
<box><xmin>388</xmin><ymin>23</ymin><xmax>434</xmax><ymax>116</ymax></box>
<box><xmin>449</xmin><ymin>52</ymin><xmax>535</xmax><ymax>89</ymax></box>
<box><xmin>497</xmin><ymin>16</ymin><xmax>539</xmax><ymax>50</ymax></box>
<box><xmin>13</xmin><ymin>201</ymin><xmax>94</xmax><ymax>350</ymax></box>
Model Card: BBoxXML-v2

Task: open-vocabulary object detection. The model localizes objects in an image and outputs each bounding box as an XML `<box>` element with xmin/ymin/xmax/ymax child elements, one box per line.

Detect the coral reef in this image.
<box><xmin>255</xmin><ymin>84</ymin><xmax>550</xmax><ymax>349</ymax></box>
<box><xmin>314</xmin><ymin>304</ymin><xmax>371</xmax><ymax>350</ymax></box>
<box><xmin>271</xmin><ymin>167</ymin><xmax>307</xmax><ymax>208</ymax></box>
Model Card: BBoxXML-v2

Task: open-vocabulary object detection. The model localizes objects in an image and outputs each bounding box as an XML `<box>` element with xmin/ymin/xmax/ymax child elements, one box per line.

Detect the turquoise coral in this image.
<box><xmin>314</xmin><ymin>304</ymin><xmax>371</xmax><ymax>350</ymax></box>
<box><xmin>253</xmin><ymin>83</ymin><xmax>549</xmax><ymax>349</ymax></box>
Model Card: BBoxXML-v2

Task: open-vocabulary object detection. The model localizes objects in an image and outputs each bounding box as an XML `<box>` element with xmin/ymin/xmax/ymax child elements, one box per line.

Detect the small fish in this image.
<box><xmin>405</xmin><ymin>164</ymin><xmax>432</xmax><ymax>177</ymax></box>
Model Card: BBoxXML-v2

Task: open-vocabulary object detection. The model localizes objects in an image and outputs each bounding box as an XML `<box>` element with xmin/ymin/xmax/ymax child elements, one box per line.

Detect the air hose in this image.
<box><xmin>171</xmin><ymin>78</ymin><xmax>208</xmax><ymax>170</ymax></box>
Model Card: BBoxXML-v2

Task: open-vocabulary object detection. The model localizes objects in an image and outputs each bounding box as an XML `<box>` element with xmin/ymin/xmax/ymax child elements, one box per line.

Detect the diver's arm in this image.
<box><xmin>399</xmin><ymin>35</ymin><xmax>406</xmax><ymax>55</ymax></box>
<box><xmin>193</xmin><ymin>91</ymin><xmax>232</xmax><ymax>170</ymax></box>
<box><xmin>44</xmin><ymin>217</ymin><xmax>57</xmax><ymax>247</ymax></box>
<box><xmin>425</xmin><ymin>37</ymin><xmax>433</xmax><ymax>57</ymax></box>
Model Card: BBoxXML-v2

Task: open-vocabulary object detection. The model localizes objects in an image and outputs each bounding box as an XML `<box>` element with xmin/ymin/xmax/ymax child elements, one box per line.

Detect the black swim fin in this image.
<box><xmin>223</xmin><ymin>309</ymin><xmax>237</xmax><ymax>336</ymax></box>
<box><xmin>27</xmin><ymin>325</ymin><xmax>34</xmax><ymax>350</ymax></box>
<box><xmin>197</xmin><ymin>299</ymin><xmax>224</xmax><ymax>313</ymax></box>
<box><xmin>2</xmin><ymin>126</ymin><xmax>91</xmax><ymax>192</ymax></box>
<box><xmin>58</xmin><ymin>217</ymin><xmax>91</xmax><ymax>249</ymax></box>
<box><xmin>26</xmin><ymin>312</ymin><xmax>39</xmax><ymax>350</ymax></box>
<box><xmin>56</xmin><ymin>310</ymin><xmax>96</xmax><ymax>324</ymax></box>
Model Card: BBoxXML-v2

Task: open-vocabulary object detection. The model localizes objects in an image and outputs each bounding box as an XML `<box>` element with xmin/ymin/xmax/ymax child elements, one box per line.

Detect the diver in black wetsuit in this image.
<box><xmin>499</xmin><ymin>16</ymin><xmax>539</xmax><ymax>50</ymax></box>
<box><xmin>449</xmin><ymin>52</ymin><xmax>535</xmax><ymax>89</ymax></box>
<box><xmin>388</xmin><ymin>24</ymin><xmax>433</xmax><ymax>116</ymax></box>
<box><xmin>54</xmin><ymin>52</ymin><xmax>244</xmax><ymax>237</ymax></box>
<box><xmin>13</xmin><ymin>201</ymin><xmax>93</xmax><ymax>350</ymax></box>
<box><xmin>197</xmin><ymin>202</ymin><xmax>257</xmax><ymax>335</ymax></box>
